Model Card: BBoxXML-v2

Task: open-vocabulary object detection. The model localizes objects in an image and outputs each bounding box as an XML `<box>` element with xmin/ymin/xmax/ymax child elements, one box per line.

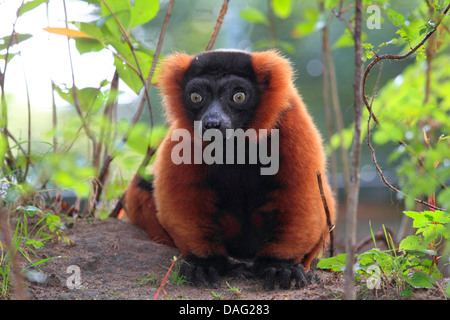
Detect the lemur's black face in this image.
<box><xmin>181</xmin><ymin>51</ymin><xmax>261</xmax><ymax>135</ymax></box>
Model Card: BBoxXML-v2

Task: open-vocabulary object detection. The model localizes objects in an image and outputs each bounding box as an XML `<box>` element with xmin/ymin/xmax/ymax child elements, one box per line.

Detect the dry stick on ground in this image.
<box><xmin>317</xmin><ymin>171</ymin><xmax>335</xmax><ymax>258</ymax></box>
<box><xmin>153</xmin><ymin>254</ymin><xmax>182</xmax><ymax>300</ymax></box>
<box><xmin>363</xmin><ymin>3</ymin><xmax>450</xmax><ymax>212</ymax></box>
<box><xmin>205</xmin><ymin>0</ymin><xmax>230</xmax><ymax>51</ymax></box>
<box><xmin>345</xmin><ymin>0</ymin><xmax>363</xmax><ymax>301</ymax></box>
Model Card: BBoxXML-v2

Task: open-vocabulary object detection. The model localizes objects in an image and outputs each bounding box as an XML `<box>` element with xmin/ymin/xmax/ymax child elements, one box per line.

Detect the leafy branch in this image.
<box><xmin>363</xmin><ymin>3</ymin><xmax>450</xmax><ymax>212</ymax></box>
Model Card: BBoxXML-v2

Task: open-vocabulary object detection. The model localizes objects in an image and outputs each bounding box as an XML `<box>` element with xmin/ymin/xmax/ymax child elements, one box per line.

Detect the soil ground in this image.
<box><xmin>12</xmin><ymin>218</ymin><xmax>449</xmax><ymax>301</ymax></box>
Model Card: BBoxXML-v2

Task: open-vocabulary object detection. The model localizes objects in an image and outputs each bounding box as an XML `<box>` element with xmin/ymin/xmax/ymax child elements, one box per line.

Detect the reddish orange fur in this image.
<box><xmin>124</xmin><ymin>50</ymin><xmax>336</xmax><ymax>269</ymax></box>
<box><xmin>124</xmin><ymin>175</ymin><xmax>175</xmax><ymax>247</ymax></box>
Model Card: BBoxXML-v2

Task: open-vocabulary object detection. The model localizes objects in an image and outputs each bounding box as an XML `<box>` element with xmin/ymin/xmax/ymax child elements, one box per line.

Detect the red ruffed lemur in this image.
<box><xmin>123</xmin><ymin>49</ymin><xmax>336</xmax><ymax>289</ymax></box>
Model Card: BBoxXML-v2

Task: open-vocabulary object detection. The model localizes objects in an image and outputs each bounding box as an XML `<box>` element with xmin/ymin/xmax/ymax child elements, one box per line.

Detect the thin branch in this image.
<box><xmin>205</xmin><ymin>0</ymin><xmax>230</xmax><ymax>51</ymax></box>
<box><xmin>332</xmin><ymin>2</ymin><xmax>355</xmax><ymax>40</ymax></box>
<box><xmin>363</xmin><ymin>4</ymin><xmax>450</xmax><ymax>125</ymax></box>
<box><xmin>363</xmin><ymin>3</ymin><xmax>450</xmax><ymax>211</ymax></box>
<box><xmin>345</xmin><ymin>0</ymin><xmax>363</xmax><ymax>301</ymax></box>
<box><xmin>317</xmin><ymin>171</ymin><xmax>335</xmax><ymax>258</ymax></box>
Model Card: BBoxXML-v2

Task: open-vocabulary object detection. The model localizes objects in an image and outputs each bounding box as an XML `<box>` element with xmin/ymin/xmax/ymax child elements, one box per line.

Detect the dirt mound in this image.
<box><xmin>18</xmin><ymin>219</ymin><xmax>448</xmax><ymax>300</ymax></box>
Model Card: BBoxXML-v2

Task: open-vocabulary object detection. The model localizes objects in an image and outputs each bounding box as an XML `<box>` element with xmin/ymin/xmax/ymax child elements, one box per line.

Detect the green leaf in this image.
<box><xmin>385</xmin><ymin>7</ymin><xmax>405</xmax><ymax>28</ymax></box>
<box><xmin>240</xmin><ymin>8</ymin><xmax>268</xmax><ymax>25</ymax></box>
<box><xmin>101</xmin><ymin>0</ymin><xmax>132</xmax><ymax>36</ymax></box>
<box><xmin>271</xmin><ymin>0</ymin><xmax>292</xmax><ymax>19</ymax></box>
<box><xmin>26</xmin><ymin>239</ymin><xmax>44</xmax><ymax>250</ymax></box>
<box><xmin>18</xmin><ymin>0</ymin><xmax>48</xmax><ymax>17</ymax></box>
<box><xmin>0</xmin><ymin>133</ymin><xmax>6</xmax><ymax>166</ymax></box>
<box><xmin>402</xmin><ymin>271</ymin><xmax>436</xmax><ymax>288</ymax></box>
<box><xmin>325</xmin><ymin>0</ymin><xmax>340</xmax><ymax>9</ymax></box>
<box><xmin>130</xmin><ymin>0</ymin><xmax>159</xmax><ymax>28</ymax></box>
<box><xmin>77</xmin><ymin>87</ymin><xmax>107</xmax><ymax>113</ymax></box>
<box><xmin>114</xmin><ymin>48</ymin><xmax>153</xmax><ymax>94</ymax></box>
<box><xmin>333</xmin><ymin>28</ymin><xmax>354</xmax><ymax>49</ymax></box>
<box><xmin>378</xmin><ymin>38</ymin><xmax>398</xmax><ymax>49</ymax></box>
<box><xmin>77</xmin><ymin>21</ymin><xmax>107</xmax><ymax>41</ymax></box>
<box><xmin>317</xmin><ymin>254</ymin><xmax>347</xmax><ymax>271</ymax></box>
<box><xmin>399</xmin><ymin>235</ymin><xmax>426</xmax><ymax>251</ymax></box>
<box><xmin>75</xmin><ymin>38</ymin><xmax>104</xmax><ymax>54</ymax></box>
<box><xmin>0</xmin><ymin>34</ymin><xmax>33</xmax><ymax>51</ymax></box>
<box><xmin>292</xmin><ymin>9</ymin><xmax>321</xmax><ymax>38</ymax></box>
<box><xmin>16</xmin><ymin>206</ymin><xmax>42</xmax><ymax>217</ymax></box>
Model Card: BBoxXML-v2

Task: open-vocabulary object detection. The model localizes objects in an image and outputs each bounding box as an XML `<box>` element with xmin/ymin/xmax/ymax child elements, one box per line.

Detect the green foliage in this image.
<box><xmin>0</xmin><ymin>205</ymin><xmax>69</xmax><ymax>298</ymax></box>
<box><xmin>74</xmin><ymin>0</ymin><xmax>159</xmax><ymax>94</ymax></box>
<box><xmin>318</xmin><ymin>210</ymin><xmax>450</xmax><ymax>296</ymax></box>
<box><xmin>240</xmin><ymin>8</ymin><xmax>268</xmax><ymax>25</ymax></box>
<box><xmin>15</xmin><ymin>205</ymin><xmax>70</xmax><ymax>249</ymax></box>
<box><xmin>370</xmin><ymin>54</ymin><xmax>450</xmax><ymax>209</ymax></box>
<box><xmin>0</xmin><ymin>0</ymin><xmax>166</xmax><ymax>211</ymax></box>
<box><xmin>271</xmin><ymin>0</ymin><xmax>293</xmax><ymax>19</ymax></box>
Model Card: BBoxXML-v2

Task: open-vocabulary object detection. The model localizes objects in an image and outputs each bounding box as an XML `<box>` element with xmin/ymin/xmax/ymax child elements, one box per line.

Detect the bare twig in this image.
<box><xmin>332</xmin><ymin>1</ymin><xmax>355</xmax><ymax>40</ymax></box>
<box><xmin>205</xmin><ymin>0</ymin><xmax>230</xmax><ymax>51</ymax></box>
<box><xmin>317</xmin><ymin>171</ymin><xmax>335</xmax><ymax>257</ymax></box>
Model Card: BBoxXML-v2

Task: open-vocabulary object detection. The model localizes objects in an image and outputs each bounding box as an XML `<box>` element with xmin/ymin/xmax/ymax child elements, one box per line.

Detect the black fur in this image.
<box><xmin>179</xmin><ymin>254</ymin><xmax>230</xmax><ymax>288</ymax></box>
<box><xmin>136</xmin><ymin>175</ymin><xmax>154</xmax><ymax>192</ymax></box>
<box><xmin>253</xmin><ymin>257</ymin><xmax>309</xmax><ymax>290</ymax></box>
<box><xmin>181</xmin><ymin>51</ymin><xmax>262</xmax><ymax>134</ymax></box>
<box><xmin>206</xmin><ymin>153</ymin><xmax>280</xmax><ymax>259</ymax></box>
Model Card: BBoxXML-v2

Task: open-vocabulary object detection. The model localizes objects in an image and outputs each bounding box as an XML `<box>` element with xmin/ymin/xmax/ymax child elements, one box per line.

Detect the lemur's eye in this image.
<box><xmin>233</xmin><ymin>92</ymin><xmax>246</xmax><ymax>103</ymax></box>
<box><xmin>190</xmin><ymin>92</ymin><xmax>203</xmax><ymax>103</ymax></box>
